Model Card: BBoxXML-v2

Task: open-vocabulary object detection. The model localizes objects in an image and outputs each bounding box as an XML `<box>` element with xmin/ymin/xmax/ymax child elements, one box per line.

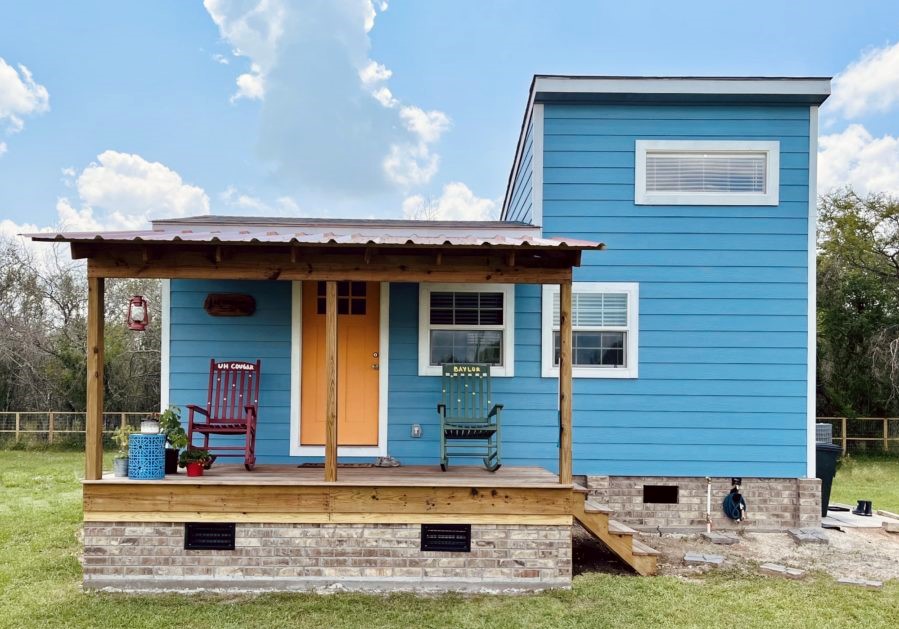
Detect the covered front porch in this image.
<box><xmin>30</xmin><ymin>217</ymin><xmax>658</xmax><ymax>589</ymax></box>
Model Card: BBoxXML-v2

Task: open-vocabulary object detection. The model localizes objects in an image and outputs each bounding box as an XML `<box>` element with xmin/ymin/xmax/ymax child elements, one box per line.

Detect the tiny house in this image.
<box><xmin>28</xmin><ymin>75</ymin><xmax>830</xmax><ymax>592</ymax></box>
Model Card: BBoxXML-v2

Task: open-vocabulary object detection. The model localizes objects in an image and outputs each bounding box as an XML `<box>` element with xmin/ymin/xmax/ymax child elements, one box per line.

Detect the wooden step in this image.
<box><xmin>631</xmin><ymin>538</ymin><xmax>661</xmax><ymax>557</ymax></box>
<box><xmin>573</xmin><ymin>493</ymin><xmax>659</xmax><ymax>576</ymax></box>
<box><xmin>608</xmin><ymin>519</ymin><xmax>639</xmax><ymax>535</ymax></box>
<box><xmin>583</xmin><ymin>498</ymin><xmax>612</xmax><ymax>514</ymax></box>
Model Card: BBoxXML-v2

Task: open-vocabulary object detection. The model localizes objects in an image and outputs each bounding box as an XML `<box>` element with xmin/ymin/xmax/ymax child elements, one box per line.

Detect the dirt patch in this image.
<box><xmin>574</xmin><ymin>523</ymin><xmax>899</xmax><ymax>582</ymax></box>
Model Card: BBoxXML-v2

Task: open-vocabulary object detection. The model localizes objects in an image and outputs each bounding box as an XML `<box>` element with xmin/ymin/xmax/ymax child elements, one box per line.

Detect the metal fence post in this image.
<box><xmin>841</xmin><ymin>417</ymin><xmax>847</xmax><ymax>454</ymax></box>
<box><xmin>15</xmin><ymin>412</ymin><xmax>20</xmax><ymax>441</ymax></box>
<box><xmin>48</xmin><ymin>412</ymin><xmax>55</xmax><ymax>444</ymax></box>
<box><xmin>885</xmin><ymin>418</ymin><xmax>890</xmax><ymax>452</ymax></box>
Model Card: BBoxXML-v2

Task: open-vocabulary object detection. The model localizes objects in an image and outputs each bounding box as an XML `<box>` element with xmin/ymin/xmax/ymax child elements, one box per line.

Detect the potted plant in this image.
<box><xmin>179</xmin><ymin>448</ymin><xmax>213</xmax><ymax>477</ymax></box>
<box><xmin>111</xmin><ymin>425</ymin><xmax>134</xmax><ymax>477</ymax></box>
<box><xmin>158</xmin><ymin>406</ymin><xmax>188</xmax><ymax>474</ymax></box>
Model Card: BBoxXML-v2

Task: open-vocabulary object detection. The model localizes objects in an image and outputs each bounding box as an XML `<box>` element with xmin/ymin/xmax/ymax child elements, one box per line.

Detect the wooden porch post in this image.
<box><xmin>559</xmin><ymin>279</ymin><xmax>573</xmax><ymax>485</ymax></box>
<box><xmin>85</xmin><ymin>277</ymin><xmax>105</xmax><ymax>480</ymax></box>
<box><xmin>324</xmin><ymin>280</ymin><xmax>338</xmax><ymax>481</ymax></box>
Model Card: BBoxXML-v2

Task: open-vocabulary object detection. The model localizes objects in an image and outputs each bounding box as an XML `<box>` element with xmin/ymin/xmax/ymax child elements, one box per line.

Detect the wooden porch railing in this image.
<box><xmin>817</xmin><ymin>417</ymin><xmax>899</xmax><ymax>454</ymax></box>
<box><xmin>0</xmin><ymin>412</ymin><xmax>157</xmax><ymax>443</ymax></box>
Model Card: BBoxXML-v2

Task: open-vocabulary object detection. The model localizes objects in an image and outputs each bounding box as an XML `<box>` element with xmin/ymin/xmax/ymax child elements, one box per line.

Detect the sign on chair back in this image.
<box><xmin>437</xmin><ymin>363</ymin><xmax>503</xmax><ymax>472</ymax></box>
<box><xmin>187</xmin><ymin>359</ymin><xmax>261</xmax><ymax>471</ymax></box>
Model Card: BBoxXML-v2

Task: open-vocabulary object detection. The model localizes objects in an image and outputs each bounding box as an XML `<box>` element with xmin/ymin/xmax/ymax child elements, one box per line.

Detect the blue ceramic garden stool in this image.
<box><xmin>128</xmin><ymin>433</ymin><xmax>166</xmax><ymax>480</ymax></box>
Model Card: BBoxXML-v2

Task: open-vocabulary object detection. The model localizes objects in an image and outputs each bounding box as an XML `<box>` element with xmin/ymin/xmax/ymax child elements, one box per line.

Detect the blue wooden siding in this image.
<box><xmin>168</xmin><ymin>279</ymin><xmax>295</xmax><ymax>462</ymax></box>
<box><xmin>505</xmin><ymin>117</ymin><xmax>533</xmax><ymax>223</ymax></box>
<box><xmin>540</xmin><ymin>102</ymin><xmax>811</xmax><ymax>478</ymax></box>
<box><xmin>165</xmin><ymin>101</ymin><xmax>811</xmax><ymax>479</ymax></box>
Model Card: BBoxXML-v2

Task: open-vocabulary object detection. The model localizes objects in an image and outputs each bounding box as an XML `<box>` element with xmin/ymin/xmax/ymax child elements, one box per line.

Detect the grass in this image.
<box><xmin>830</xmin><ymin>453</ymin><xmax>899</xmax><ymax>513</ymax></box>
<box><xmin>0</xmin><ymin>450</ymin><xmax>897</xmax><ymax>629</ymax></box>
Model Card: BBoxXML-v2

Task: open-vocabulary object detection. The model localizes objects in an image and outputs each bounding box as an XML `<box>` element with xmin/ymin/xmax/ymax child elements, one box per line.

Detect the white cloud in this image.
<box><xmin>402</xmin><ymin>182</ymin><xmax>498</xmax><ymax>221</ymax></box>
<box><xmin>203</xmin><ymin>0</ymin><xmax>448</xmax><ymax>193</ymax></box>
<box><xmin>399</xmin><ymin>106</ymin><xmax>450</xmax><ymax>144</ymax></box>
<box><xmin>220</xmin><ymin>185</ymin><xmax>300</xmax><ymax>215</ymax></box>
<box><xmin>204</xmin><ymin>0</ymin><xmax>286</xmax><ymax>102</ymax></box>
<box><xmin>0</xmin><ymin>142</ymin><xmax>6</xmax><ymax>157</ymax></box>
<box><xmin>829</xmin><ymin>41</ymin><xmax>899</xmax><ymax>119</ymax></box>
<box><xmin>818</xmin><ymin>124</ymin><xmax>899</xmax><ymax>196</ymax></box>
<box><xmin>74</xmin><ymin>151</ymin><xmax>209</xmax><ymax>228</ymax></box>
<box><xmin>233</xmin><ymin>65</ymin><xmax>265</xmax><ymax>102</ymax></box>
<box><xmin>0</xmin><ymin>58</ymin><xmax>49</xmax><ymax>142</ymax></box>
<box><xmin>212</xmin><ymin>53</ymin><xmax>230</xmax><ymax>65</ymax></box>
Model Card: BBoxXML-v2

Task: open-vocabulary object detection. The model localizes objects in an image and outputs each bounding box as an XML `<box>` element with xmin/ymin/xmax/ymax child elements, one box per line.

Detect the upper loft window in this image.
<box><xmin>635</xmin><ymin>140</ymin><xmax>780</xmax><ymax>206</ymax></box>
<box><xmin>418</xmin><ymin>283</ymin><xmax>515</xmax><ymax>377</ymax></box>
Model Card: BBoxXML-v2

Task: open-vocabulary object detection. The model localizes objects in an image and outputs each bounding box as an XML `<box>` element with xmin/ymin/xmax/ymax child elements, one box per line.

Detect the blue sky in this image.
<box><xmin>2</xmin><ymin>0</ymin><xmax>899</xmax><ymax>234</ymax></box>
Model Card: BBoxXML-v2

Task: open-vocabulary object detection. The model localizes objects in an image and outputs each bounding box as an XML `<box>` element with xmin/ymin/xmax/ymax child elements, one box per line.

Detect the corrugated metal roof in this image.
<box><xmin>23</xmin><ymin>219</ymin><xmax>603</xmax><ymax>250</ymax></box>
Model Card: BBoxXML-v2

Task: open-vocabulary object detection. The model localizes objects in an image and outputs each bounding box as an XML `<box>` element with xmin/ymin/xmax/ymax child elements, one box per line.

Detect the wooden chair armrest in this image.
<box><xmin>437</xmin><ymin>403</ymin><xmax>446</xmax><ymax>416</ymax></box>
<box><xmin>487</xmin><ymin>404</ymin><xmax>503</xmax><ymax>419</ymax></box>
<box><xmin>186</xmin><ymin>404</ymin><xmax>208</xmax><ymax>417</ymax></box>
<box><xmin>244</xmin><ymin>405</ymin><xmax>257</xmax><ymax>417</ymax></box>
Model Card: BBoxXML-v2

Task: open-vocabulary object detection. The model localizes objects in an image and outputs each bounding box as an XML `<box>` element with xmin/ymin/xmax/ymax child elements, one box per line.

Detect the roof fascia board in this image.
<box><xmin>533</xmin><ymin>76</ymin><xmax>831</xmax><ymax>100</ymax></box>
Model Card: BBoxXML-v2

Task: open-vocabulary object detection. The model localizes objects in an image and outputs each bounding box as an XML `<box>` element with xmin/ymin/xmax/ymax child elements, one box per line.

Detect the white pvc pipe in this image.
<box><xmin>706</xmin><ymin>477</ymin><xmax>712</xmax><ymax>534</ymax></box>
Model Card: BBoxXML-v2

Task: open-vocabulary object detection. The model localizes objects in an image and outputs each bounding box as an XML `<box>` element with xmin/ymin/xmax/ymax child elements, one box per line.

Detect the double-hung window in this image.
<box><xmin>419</xmin><ymin>283</ymin><xmax>515</xmax><ymax>377</ymax></box>
<box><xmin>635</xmin><ymin>140</ymin><xmax>780</xmax><ymax>206</ymax></box>
<box><xmin>541</xmin><ymin>282</ymin><xmax>638</xmax><ymax>379</ymax></box>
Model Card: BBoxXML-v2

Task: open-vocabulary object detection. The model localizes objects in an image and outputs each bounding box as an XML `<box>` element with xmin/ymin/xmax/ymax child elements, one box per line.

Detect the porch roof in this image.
<box><xmin>24</xmin><ymin>215</ymin><xmax>602</xmax><ymax>251</ymax></box>
<box><xmin>23</xmin><ymin>216</ymin><xmax>604</xmax><ymax>284</ymax></box>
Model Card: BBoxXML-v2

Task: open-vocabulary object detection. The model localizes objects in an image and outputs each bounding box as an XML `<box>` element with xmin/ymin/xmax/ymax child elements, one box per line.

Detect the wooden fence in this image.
<box><xmin>817</xmin><ymin>417</ymin><xmax>899</xmax><ymax>454</ymax></box>
<box><xmin>0</xmin><ymin>411</ymin><xmax>157</xmax><ymax>443</ymax></box>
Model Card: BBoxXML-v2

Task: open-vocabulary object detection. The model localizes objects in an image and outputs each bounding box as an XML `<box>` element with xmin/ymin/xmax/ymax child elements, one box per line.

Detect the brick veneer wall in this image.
<box><xmin>82</xmin><ymin>522</ymin><xmax>572</xmax><ymax>592</ymax></box>
<box><xmin>585</xmin><ymin>477</ymin><xmax>821</xmax><ymax>532</ymax></box>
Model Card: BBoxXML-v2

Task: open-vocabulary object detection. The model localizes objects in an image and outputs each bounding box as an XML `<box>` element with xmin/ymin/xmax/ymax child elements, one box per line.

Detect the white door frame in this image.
<box><xmin>289</xmin><ymin>281</ymin><xmax>389</xmax><ymax>457</ymax></box>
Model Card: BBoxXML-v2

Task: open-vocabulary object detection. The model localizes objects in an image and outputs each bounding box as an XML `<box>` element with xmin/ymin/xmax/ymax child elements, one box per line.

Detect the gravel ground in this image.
<box><xmin>574</xmin><ymin>523</ymin><xmax>899</xmax><ymax>582</ymax></box>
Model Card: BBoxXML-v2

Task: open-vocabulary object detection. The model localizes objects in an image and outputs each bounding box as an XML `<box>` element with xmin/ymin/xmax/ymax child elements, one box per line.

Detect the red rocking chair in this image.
<box><xmin>187</xmin><ymin>359</ymin><xmax>261</xmax><ymax>471</ymax></box>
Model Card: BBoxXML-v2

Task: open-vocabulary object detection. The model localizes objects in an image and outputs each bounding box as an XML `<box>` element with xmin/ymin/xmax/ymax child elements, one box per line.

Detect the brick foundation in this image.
<box><xmin>82</xmin><ymin>522</ymin><xmax>572</xmax><ymax>592</ymax></box>
<box><xmin>585</xmin><ymin>476</ymin><xmax>821</xmax><ymax>531</ymax></box>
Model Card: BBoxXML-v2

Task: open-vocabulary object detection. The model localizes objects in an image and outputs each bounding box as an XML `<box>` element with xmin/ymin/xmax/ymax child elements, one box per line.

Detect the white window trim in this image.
<box><xmin>541</xmin><ymin>282</ymin><xmax>639</xmax><ymax>379</ymax></box>
<box><xmin>635</xmin><ymin>140</ymin><xmax>780</xmax><ymax>206</ymax></box>
<box><xmin>289</xmin><ymin>281</ymin><xmax>389</xmax><ymax>458</ymax></box>
<box><xmin>418</xmin><ymin>283</ymin><xmax>515</xmax><ymax>377</ymax></box>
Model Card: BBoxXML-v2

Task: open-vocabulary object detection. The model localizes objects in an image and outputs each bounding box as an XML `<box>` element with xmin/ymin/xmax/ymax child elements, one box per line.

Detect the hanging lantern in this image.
<box><xmin>127</xmin><ymin>296</ymin><xmax>150</xmax><ymax>331</ymax></box>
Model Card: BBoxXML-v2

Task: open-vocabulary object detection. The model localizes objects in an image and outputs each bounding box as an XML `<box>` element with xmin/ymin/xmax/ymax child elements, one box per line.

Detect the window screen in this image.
<box><xmin>645</xmin><ymin>152</ymin><xmax>767</xmax><ymax>194</ymax></box>
<box><xmin>428</xmin><ymin>291</ymin><xmax>504</xmax><ymax>366</ymax></box>
<box><xmin>551</xmin><ymin>290</ymin><xmax>629</xmax><ymax>368</ymax></box>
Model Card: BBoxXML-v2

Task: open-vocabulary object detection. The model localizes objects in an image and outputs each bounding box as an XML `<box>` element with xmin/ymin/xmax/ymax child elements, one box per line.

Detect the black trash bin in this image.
<box><xmin>816</xmin><ymin>443</ymin><xmax>842</xmax><ymax>517</ymax></box>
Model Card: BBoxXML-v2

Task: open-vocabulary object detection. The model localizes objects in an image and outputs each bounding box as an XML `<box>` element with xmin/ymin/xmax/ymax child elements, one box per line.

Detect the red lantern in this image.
<box><xmin>127</xmin><ymin>296</ymin><xmax>150</xmax><ymax>331</ymax></box>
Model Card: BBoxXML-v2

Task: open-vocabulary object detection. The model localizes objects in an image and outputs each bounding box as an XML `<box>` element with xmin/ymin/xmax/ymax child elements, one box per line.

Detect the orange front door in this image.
<box><xmin>300</xmin><ymin>281</ymin><xmax>380</xmax><ymax>446</ymax></box>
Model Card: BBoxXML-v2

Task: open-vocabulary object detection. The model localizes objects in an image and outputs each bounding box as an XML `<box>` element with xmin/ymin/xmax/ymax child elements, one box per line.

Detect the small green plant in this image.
<box><xmin>158</xmin><ymin>405</ymin><xmax>187</xmax><ymax>449</ymax></box>
<box><xmin>179</xmin><ymin>448</ymin><xmax>213</xmax><ymax>469</ymax></box>
<box><xmin>111</xmin><ymin>425</ymin><xmax>133</xmax><ymax>459</ymax></box>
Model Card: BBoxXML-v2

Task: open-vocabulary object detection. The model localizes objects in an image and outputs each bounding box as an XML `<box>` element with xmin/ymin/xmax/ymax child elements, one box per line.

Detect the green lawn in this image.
<box><xmin>830</xmin><ymin>454</ymin><xmax>899</xmax><ymax>514</ymax></box>
<box><xmin>0</xmin><ymin>450</ymin><xmax>897</xmax><ymax>629</ymax></box>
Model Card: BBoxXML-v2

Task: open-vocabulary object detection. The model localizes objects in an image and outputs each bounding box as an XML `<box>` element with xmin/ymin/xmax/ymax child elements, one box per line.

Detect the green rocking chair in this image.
<box><xmin>437</xmin><ymin>363</ymin><xmax>503</xmax><ymax>472</ymax></box>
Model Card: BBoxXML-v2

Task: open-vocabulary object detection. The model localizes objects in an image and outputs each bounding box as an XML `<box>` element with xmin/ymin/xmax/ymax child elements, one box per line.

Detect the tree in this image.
<box><xmin>817</xmin><ymin>189</ymin><xmax>899</xmax><ymax>416</ymax></box>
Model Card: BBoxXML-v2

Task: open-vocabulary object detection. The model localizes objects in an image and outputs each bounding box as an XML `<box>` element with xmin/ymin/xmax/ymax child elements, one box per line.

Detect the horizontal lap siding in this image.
<box><xmin>387</xmin><ymin>283</ymin><xmax>561</xmax><ymax>468</ymax></box>
<box><xmin>506</xmin><ymin>118</ymin><xmax>534</xmax><ymax>223</ymax></box>
<box><xmin>169</xmin><ymin>280</ymin><xmax>293</xmax><ymax>461</ymax></box>
<box><xmin>542</xmin><ymin>103</ymin><xmax>810</xmax><ymax>477</ymax></box>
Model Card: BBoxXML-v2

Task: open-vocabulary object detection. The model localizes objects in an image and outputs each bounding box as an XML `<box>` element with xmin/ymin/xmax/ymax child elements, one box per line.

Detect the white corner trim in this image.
<box><xmin>531</xmin><ymin>103</ymin><xmax>544</xmax><ymax>229</ymax></box>
<box><xmin>807</xmin><ymin>106</ymin><xmax>819</xmax><ymax>478</ymax></box>
<box><xmin>159</xmin><ymin>279</ymin><xmax>171</xmax><ymax>411</ymax></box>
<box><xmin>634</xmin><ymin>139</ymin><xmax>780</xmax><ymax>206</ymax></box>
<box><xmin>289</xmin><ymin>281</ymin><xmax>389</xmax><ymax>458</ymax></box>
<box><xmin>541</xmin><ymin>282</ymin><xmax>639</xmax><ymax>379</ymax></box>
<box><xmin>418</xmin><ymin>283</ymin><xmax>515</xmax><ymax>377</ymax></box>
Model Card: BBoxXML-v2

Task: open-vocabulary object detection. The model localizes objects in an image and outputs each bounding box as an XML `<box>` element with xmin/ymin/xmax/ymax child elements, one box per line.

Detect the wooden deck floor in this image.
<box><xmin>83</xmin><ymin>465</ymin><xmax>578</xmax><ymax>525</ymax></box>
<box><xmin>88</xmin><ymin>464</ymin><xmax>566</xmax><ymax>488</ymax></box>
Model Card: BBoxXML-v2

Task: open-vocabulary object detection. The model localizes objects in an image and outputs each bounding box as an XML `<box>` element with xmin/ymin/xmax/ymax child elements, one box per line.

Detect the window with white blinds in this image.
<box><xmin>636</xmin><ymin>140</ymin><xmax>779</xmax><ymax>206</ymax></box>
<box><xmin>419</xmin><ymin>283</ymin><xmax>516</xmax><ymax>377</ymax></box>
<box><xmin>542</xmin><ymin>283</ymin><xmax>639</xmax><ymax>379</ymax></box>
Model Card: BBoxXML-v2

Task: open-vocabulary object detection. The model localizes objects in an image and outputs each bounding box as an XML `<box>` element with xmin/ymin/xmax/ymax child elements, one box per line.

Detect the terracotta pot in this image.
<box><xmin>186</xmin><ymin>462</ymin><xmax>204</xmax><ymax>477</ymax></box>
